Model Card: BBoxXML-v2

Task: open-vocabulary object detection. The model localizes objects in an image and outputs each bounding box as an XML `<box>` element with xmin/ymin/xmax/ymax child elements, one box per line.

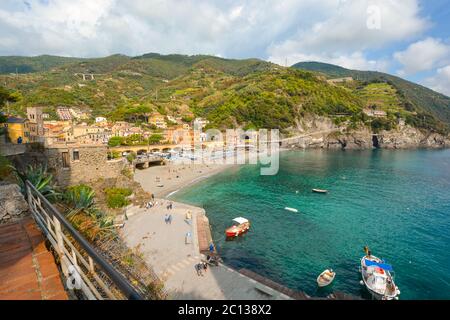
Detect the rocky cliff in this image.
<box><xmin>285</xmin><ymin>115</ymin><xmax>450</xmax><ymax>150</ymax></box>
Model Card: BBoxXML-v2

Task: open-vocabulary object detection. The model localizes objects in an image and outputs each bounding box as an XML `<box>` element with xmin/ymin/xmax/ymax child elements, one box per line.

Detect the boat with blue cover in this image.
<box><xmin>360</xmin><ymin>247</ymin><xmax>400</xmax><ymax>300</ymax></box>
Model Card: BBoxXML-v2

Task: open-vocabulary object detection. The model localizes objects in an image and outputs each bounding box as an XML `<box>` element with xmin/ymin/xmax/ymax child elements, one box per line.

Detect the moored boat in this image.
<box><xmin>312</xmin><ymin>189</ymin><xmax>328</xmax><ymax>194</ymax></box>
<box><xmin>225</xmin><ymin>217</ymin><xmax>250</xmax><ymax>238</ymax></box>
<box><xmin>317</xmin><ymin>269</ymin><xmax>336</xmax><ymax>287</ymax></box>
<box><xmin>360</xmin><ymin>248</ymin><xmax>400</xmax><ymax>300</ymax></box>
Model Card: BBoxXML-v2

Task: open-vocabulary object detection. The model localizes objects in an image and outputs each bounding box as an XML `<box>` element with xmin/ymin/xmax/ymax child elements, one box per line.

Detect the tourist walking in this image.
<box><xmin>209</xmin><ymin>242</ymin><xmax>215</xmax><ymax>254</ymax></box>
<box><xmin>168</xmin><ymin>214</ymin><xmax>173</xmax><ymax>224</ymax></box>
<box><xmin>164</xmin><ymin>213</ymin><xmax>169</xmax><ymax>224</ymax></box>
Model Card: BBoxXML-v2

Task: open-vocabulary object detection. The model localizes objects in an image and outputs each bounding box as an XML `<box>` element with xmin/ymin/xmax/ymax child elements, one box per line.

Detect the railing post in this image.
<box><xmin>53</xmin><ymin>216</ymin><xmax>64</xmax><ymax>258</ymax></box>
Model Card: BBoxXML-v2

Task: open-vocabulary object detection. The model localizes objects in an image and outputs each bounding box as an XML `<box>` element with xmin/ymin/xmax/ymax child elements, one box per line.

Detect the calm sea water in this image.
<box><xmin>171</xmin><ymin>149</ymin><xmax>450</xmax><ymax>300</ymax></box>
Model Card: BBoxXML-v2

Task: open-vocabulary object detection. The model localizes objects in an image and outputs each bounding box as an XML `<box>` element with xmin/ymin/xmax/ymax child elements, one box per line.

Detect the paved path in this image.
<box><xmin>121</xmin><ymin>203</ymin><xmax>291</xmax><ymax>300</ymax></box>
<box><xmin>0</xmin><ymin>217</ymin><xmax>68</xmax><ymax>300</ymax></box>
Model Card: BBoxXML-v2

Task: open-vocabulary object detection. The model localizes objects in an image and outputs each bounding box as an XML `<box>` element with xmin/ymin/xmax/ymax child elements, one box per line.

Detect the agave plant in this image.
<box><xmin>64</xmin><ymin>184</ymin><xmax>95</xmax><ymax>210</ymax></box>
<box><xmin>14</xmin><ymin>164</ymin><xmax>59</xmax><ymax>200</ymax></box>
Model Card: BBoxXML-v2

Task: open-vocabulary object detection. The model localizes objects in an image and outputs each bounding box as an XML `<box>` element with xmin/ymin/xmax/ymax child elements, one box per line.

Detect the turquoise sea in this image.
<box><xmin>171</xmin><ymin>150</ymin><xmax>450</xmax><ymax>300</ymax></box>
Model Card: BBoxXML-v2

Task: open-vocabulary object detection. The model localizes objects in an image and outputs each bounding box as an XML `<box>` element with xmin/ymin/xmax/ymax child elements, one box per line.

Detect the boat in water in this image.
<box><xmin>225</xmin><ymin>217</ymin><xmax>250</xmax><ymax>238</ymax></box>
<box><xmin>312</xmin><ymin>189</ymin><xmax>328</xmax><ymax>194</ymax></box>
<box><xmin>360</xmin><ymin>248</ymin><xmax>400</xmax><ymax>300</ymax></box>
<box><xmin>285</xmin><ymin>207</ymin><xmax>298</xmax><ymax>213</ymax></box>
<box><xmin>317</xmin><ymin>269</ymin><xmax>336</xmax><ymax>287</ymax></box>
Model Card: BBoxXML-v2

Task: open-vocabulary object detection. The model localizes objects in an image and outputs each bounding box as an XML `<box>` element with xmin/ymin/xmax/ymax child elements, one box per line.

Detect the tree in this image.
<box><xmin>0</xmin><ymin>86</ymin><xmax>18</xmax><ymax>123</ymax></box>
<box><xmin>148</xmin><ymin>134</ymin><xmax>163</xmax><ymax>145</ymax></box>
<box><xmin>108</xmin><ymin>136</ymin><xmax>123</xmax><ymax>147</ymax></box>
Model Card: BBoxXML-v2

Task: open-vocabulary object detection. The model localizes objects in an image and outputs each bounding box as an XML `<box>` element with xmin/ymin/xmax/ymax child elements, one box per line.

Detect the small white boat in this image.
<box><xmin>317</xmin><ymin>269</ymin><xmax>336</xmax><ymax>287</ymax></box>
<box><xmin>312</xmin><ymin>189</ymin><xmax>328</xmax><ymax>194</ymax></box>
<box><xmin>360</xmin><ymin>250</ymin><xmax>400</xmax><ymax>300</ymax></box>
<box><xmin>284</xmin><ymin>207</ymin><xmax>298</xmax><ymax>213</ymax></box>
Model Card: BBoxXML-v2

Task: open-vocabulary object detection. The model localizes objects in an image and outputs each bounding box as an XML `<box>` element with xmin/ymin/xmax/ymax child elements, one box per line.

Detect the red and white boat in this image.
<box><xmin>225</xmin><ymin>217</ymin><xmax>250</xmax><ymax>238</ymax></box>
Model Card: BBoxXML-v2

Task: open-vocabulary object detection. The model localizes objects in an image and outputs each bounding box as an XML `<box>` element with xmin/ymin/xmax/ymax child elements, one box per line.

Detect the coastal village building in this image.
<box><xmin>27</xmin><ymin>106</ymin><xmax>45</xmax><ymax>142</ymax></box>
<box><xmin>1</xmin><ymin>117</ymin><xmax>31</xmax><ymax>144</ymax></box>
<box><xmin>95</xmin><ymin>116</ymin><xmax>107</xmax><ymax>123</ymax></box>
<box><xmin>148</xmin><ymin>113</ymin><xmax>168</xmax><ymax>129</ymax></box>
<box><xmin>363</xmin><ymin>109</ymin><xmax>387</xmax><ymax>118</ymax></box>
<box><xmin>72</xmin><ymin>124</ymin><xmax>111</xmax><ymax>144</ymax></box>
<box><xmin>194</xmin><ymin>117</ymin><xmax>209</xmax><ymax>129</ymax></box>
<box><xmin>56</xmin><ymin>107</ymin><xmax>73</xmax><ymax>121</ymax></box>
<box><xmin>111</xmin><ymin>121</ymin><xmax>132</xmax><ymax>136</ymax></box>
<box><xmin>44</xmin><ymin>143</ymin><xmax>126</xmax><ymax>187</ymax></box>
<box><xmin>69</xmin><ymin>107</ymin><xmax>90</xmax><ymax>120</ymax></box>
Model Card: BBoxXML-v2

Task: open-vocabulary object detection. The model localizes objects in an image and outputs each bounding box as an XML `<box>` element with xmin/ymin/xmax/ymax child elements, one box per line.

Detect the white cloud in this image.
<box><xmin>394</xmin><ymin>38</ymin><xmax>450</xmax><ymax>76</ymax></box>
<box><xmin>267</xmin><ymin>0</ymin><xmax>428</xmax><ymax>71</ymax></box>
<box><xmin>0</xmin><ymin>0</ymin><xmax>428</xmax><ymax>65</ymax></box>
<box><xmin>424</xmin><ymin>65</ymin><xmax>450</xmax><ymax>96</ymax></box>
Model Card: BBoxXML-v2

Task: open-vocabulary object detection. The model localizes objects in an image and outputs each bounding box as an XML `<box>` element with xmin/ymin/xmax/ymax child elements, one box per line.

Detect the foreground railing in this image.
<box><xmin>25</xmin><ymin>180</ymin><xmax>142</xmax><ymax>300</ymax></box>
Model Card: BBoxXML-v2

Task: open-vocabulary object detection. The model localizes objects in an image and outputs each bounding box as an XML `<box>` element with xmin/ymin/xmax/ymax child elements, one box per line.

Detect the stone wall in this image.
<box><xmin>0</xmin><ymin>183</ymin><xmax>29</xmax><ymax>224</ymax></box>
<box><xmin>45</xmin><ymin>145</ymin><xmax>126</xmax><ymax>188</ymax></box>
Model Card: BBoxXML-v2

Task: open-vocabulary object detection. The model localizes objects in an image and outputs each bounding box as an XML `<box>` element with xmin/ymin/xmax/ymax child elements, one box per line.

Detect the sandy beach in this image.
<box><xmin>122</xmin><ymin>159</ymin><xmax>292</xmax><ymax>300</ymax></box>
<box><xmin>134</xmin><ymin>161</ymin><xmax>233</xmax><ymax>198</ymax></box>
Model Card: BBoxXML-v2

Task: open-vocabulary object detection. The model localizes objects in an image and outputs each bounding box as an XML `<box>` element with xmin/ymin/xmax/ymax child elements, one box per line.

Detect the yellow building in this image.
<box><xmin>1</xmin><ymin>117</ymin><xmax>31</xmax><ymax>144</ymax></box>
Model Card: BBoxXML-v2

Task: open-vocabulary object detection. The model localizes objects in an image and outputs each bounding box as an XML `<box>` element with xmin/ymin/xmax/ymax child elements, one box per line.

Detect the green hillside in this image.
<box><xmin>0</xmin><ymin>54</ymin><xmax>449</xmax><ymax>134</ymax></box>
<box><xmin>0</xmin><ymin>55</ymin><xmax>82</xmax><ymax>74</ymax></box>
<box><xmin>292</xmin><ymin>61</ymin><xmax>450</xmax><ymax>127</ymax></box>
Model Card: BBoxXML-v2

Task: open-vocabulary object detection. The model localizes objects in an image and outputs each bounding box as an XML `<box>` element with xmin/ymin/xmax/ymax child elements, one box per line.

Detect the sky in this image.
<box><xmin>0</xmin><ymin>0</ymin><xmax>449</xmax><ymax>95</ymax></box>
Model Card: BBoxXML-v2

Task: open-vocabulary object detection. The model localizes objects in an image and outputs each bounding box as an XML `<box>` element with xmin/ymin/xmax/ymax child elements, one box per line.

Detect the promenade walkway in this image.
<box><xmin>0</xmin><ymin>217</ymin><xmax>68</xmax><ymax>300</ymax></box>
<box><xmin>121</xmin><ymin>202</ymin><xmax>291</xmax><ymax>300</ymax></box>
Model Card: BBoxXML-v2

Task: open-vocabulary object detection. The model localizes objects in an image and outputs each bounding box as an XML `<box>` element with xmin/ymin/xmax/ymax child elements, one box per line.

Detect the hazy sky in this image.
<box><xmin>0</xmin><ymin>0</ymin><xmax>449</xmax><ymax>95</ymax></box>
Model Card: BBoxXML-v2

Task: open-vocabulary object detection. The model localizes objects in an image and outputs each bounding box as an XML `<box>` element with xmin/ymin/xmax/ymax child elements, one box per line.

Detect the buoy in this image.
<box><xmin>359</xmin><ymin>280</ymin><xmax>364</xmax><ymax>286</ymax></box>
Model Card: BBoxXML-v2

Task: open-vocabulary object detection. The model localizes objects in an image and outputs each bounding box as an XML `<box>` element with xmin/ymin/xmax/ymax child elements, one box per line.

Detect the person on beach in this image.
<box><xmin>164</xmin><ymin>213</ymin><xmax>169</xmax><ymax>224</ymax></box>
<box><xmin>209</xmin><ymin>242</ymin><xmax>215</xmax><ymax>254</ymax></box>
<box><xmin>203</xmin><ymin>262</ymin><xmax>208</xmax><ymax>273</ymax></box>
<box><xmin>195</xmin><ymin>263</ymin><xmax>203</xmax><ymax>276</ymax></box>
<box><xmin>168</xmin><ymin>214</ymin><xmax>173</xmax><ymax>224</ymax></box>
<box><xmin>151</xmin><ymin>193</ymin><xmax>155</xmax><ymax>201</ymax></box>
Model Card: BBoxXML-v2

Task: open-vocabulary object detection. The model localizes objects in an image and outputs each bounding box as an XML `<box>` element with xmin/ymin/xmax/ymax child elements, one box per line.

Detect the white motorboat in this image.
<box><xmin>360</xmin><ymin>253</ymin><xmax>400</xmax><ymax>300</ymax></box>
<box><xmin>285</xmin><ymin>207</ymin><xmax>298</xmax><ymax>213</ymax></box>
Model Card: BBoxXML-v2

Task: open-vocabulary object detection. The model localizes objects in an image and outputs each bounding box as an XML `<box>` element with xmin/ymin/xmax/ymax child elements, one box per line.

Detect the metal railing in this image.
<box><xmin>25</xmin><ymin>180</ymin><xmax>142</xmax><ymax>300</ymax></box>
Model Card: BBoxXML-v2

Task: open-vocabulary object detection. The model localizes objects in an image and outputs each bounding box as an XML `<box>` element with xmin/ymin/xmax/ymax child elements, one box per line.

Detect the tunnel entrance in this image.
<box><xmin>372</xmin><ymin>135</ymin><xmax>380</xmax><ymax>149</ymax></box>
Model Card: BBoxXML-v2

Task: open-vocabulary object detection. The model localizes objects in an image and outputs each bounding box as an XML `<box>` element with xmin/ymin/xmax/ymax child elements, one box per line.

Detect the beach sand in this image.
<box><xmin>134</xmin><ymin>162</ymin><xmax>233</xmax><ymax>198</ymax></box>
<box><xmin>122</xmin><ymin>159</ymin><xmax>292</xmax><ymax>299</ymax></box>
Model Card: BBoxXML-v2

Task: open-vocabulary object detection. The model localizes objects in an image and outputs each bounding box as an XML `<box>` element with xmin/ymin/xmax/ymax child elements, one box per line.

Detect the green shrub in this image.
<box><xmin>126</xmin><ymin>152</ymin><xmax>137</xmax><ymax>163</ymax></box>
<box><xmin>0</xmin><ymin>155</ymin><xmax>13</xmax><ymax>180</ymax></box>
<box><xmin>105</xmin><ymin>187</ymin><xmax>132</xmax><ymax>208</ymax></box>
<box><xmin>108</xmin><ymin>150</ymin><xmax>121</xmax><ymax>159</ymax></box>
